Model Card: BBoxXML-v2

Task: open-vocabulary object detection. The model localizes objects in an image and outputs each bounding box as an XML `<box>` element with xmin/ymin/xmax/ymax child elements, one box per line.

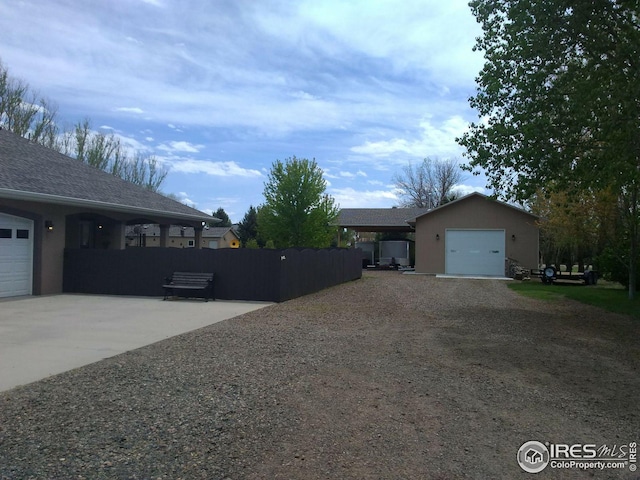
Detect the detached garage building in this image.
<box><xmin>412</xmin><ymin>193</ymin><xmax>539</xmax><ymax>276</ymax></box>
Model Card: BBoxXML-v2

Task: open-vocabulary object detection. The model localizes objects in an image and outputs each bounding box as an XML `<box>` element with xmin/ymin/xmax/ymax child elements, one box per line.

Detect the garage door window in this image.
<box><xmin>17</xmin><ymin>229</ymin><xmax>29</xmax><ymax>239</ymax></box>
<box><xmin>0</xmin><ymin>229</ymin><xmax>11</xmax><ymax>238</ymax></box>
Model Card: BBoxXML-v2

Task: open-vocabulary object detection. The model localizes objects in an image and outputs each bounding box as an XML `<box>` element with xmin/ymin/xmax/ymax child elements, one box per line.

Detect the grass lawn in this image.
<box><xmin>508</xmin><ymin>280</ymin><xmax>640</xmax><ymax>319</ymax></box>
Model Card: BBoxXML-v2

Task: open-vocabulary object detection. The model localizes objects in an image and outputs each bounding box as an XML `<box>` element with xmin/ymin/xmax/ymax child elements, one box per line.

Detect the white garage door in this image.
<box><xmin>0</xmin><ymin>213</ymin><xmax>33</xmax><ymax>298</ymax></box>
<box><xmin>445</xmin><ymin>229</ymin><xmax>505</xmax><ymax>276</ymax></box>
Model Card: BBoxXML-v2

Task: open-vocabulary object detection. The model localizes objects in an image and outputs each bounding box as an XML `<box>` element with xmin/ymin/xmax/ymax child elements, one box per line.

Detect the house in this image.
<box><xmin>125</xmin><ymin>225</ymin><xmax>240</xmax><ymax>249</ymax></box>
<box><xmin>335</xmin><ymin>193</ymin><xmax>539</xmax><ymax>276</ymax></box>
<box><xmin>411</xmin><ymin>193</ymin><xmax>539</xmax><ymax>276</ymax></box>
<box><xmin>0</xmin><ymin>129</ymin><xmax>214</xmax><ymax>298</ymax></box>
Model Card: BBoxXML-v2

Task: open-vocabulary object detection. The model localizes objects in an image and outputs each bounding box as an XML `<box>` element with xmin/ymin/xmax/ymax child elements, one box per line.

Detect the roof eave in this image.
<box><xmin>0</xmin><ymin>188</ymin><xmax>212</xmax><ymax>223</ymax></box>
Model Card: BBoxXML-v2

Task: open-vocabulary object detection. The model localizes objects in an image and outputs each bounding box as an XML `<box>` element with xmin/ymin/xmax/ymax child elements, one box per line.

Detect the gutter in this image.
<box><xmin>0</xmin><ymin>188</ymin><xmax>213</xmax><ymax>223</ymax></box>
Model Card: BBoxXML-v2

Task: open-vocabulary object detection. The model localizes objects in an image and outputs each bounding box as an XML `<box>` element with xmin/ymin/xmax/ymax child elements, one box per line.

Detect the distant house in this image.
<box><xmin>125</xmin><ymin>225</ymin><xmax>240</xmax><ymax>249</ymax></box>
<box><xmin>0</xmin><ymin>129</ymin><xmax>214</xmax><ymax>298</ymax></box>
<box><xmin>335</xmin><ymin>193</ymin><xmax>539</xmax><ymax>276</ymax></box>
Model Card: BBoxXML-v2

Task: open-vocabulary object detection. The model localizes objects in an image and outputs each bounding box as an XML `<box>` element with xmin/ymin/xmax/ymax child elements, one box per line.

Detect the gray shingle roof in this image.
<box><xmin>335</xmin><ymin>207</ymin><xmax>429</xmax><ymax>230</ymax></box>
<box><xmin>0</xmin><ymin>129</ymin><xmax>212</xmax><ymax>223</ymax></box>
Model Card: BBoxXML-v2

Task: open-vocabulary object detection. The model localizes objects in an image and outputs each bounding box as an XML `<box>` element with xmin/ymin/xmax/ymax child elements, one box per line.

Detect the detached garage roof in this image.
<box><xmin>335</xmin><ymin>207</ymin><xmax>429</xmax><ymax>232</ymax></box>
<box><xmin>0</xmin><ymin>129</ymin><xmax>212</xmax><ymax>224</ymax></box>
<box><xmin>409</xmin><ymin>192</ymin><xmax>537</xmax><ymax>222</ymax></box>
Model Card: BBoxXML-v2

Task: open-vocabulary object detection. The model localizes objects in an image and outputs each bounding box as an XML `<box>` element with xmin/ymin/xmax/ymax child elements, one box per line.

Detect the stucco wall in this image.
<box><xmin>414</xmin><ymin>195</ymin><xmax>539</xmax><ymax>275</ymax></box>
<box><xmin>0</xmin><ymin>200</ymin><xmax>69</xmax><ymax>295</ymax></box>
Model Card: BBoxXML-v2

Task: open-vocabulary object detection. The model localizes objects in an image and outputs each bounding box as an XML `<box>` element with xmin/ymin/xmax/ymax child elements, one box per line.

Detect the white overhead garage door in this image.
<box><xmin>0</xmin><ymin>213</ymin><xmax>34</xmax><ymax>298</ymax></box>
<box><xmin>445</xmin><ymin>229</ymin><xmax>505</xmax><ymax>276</ymax></box>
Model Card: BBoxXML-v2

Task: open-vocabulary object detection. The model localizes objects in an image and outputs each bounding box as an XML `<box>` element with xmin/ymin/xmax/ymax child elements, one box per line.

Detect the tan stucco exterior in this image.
<box><xmin>414</xmin><ymin>194</ymin><xmax>539</xmax><ymax>275</ymax></box>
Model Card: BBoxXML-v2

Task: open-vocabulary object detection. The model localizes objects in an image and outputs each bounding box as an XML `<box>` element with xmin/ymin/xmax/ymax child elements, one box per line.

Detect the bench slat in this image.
<box><xmin>162</xmin><ymin>271</ymin><xmax>215</xmax><ymax>301</ymax></box>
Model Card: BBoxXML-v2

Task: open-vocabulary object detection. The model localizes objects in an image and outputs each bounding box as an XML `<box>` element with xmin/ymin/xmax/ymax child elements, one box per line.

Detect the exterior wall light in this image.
<box><xmin>45</xmin><ymin>220</ymin><xmax>54</xmax><ymax>232</ymax></box>
<box><xmin>436</xmin><ymin>233</ymin><xmax>440</xmax><ymax>240</ymax></box>
<box><xmin>512</xmin><ymin>234</ymin><xmax>516</xmax><ymax>241</ymax></box>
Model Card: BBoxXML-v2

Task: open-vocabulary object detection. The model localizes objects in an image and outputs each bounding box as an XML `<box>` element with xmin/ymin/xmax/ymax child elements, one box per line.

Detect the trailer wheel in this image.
<box><xmin>543</xmin><ymin>266</ymin><xmax>556</xmax><ymax>282</ymax></box>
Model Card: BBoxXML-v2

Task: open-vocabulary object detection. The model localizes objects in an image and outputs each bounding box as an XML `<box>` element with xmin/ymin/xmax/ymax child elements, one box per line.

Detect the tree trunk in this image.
<box><xmin>628</xmin><ymin>188</ymin><xmax>638</xmax><ymax>300</ymax></box>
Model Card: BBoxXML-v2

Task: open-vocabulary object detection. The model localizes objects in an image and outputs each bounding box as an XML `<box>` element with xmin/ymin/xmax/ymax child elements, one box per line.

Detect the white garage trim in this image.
<box><xmin>0</xmin><ymin>213</ymin><xmax>34</xmax><ymax>298</ymax></box>
<box><xmin>445</xmin><ymin>229</ymin><xmax>505</xmax><ymax>276</ymax></box>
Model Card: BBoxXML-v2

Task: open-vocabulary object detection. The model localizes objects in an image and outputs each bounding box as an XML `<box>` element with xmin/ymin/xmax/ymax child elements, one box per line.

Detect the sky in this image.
<box><xmin>0</xmin><ymin>0</ymin><xmax>488</xmax><ymax>222</ymax></box>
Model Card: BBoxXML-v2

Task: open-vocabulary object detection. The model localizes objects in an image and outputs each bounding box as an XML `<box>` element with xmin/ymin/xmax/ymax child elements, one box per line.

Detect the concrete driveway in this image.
<box><xmin>0</xmin><ymin>294</ymin><xmax>271</xmax><ymax>392</ymax></box>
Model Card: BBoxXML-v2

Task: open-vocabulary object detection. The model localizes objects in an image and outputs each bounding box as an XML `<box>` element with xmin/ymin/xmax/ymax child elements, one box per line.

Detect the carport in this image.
<box><xmin>334</xmin><ymin>207</ymin><xmax>428</xmax><ymax>267</ymax></box>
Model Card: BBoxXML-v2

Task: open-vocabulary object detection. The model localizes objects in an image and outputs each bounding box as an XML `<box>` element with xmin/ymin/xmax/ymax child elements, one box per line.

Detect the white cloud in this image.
<box><xmin>350</xmin><ymin>115</ymin><xmax>468</xmax><ymax>160</ymax></box>
<box><xmin>158</xmin><ymin>141</ymin><xmax>203</xmax><ymax>153</ymax></box>
<box><xmin>115</xmin><ymin>107</ymin><xmax>144</xmax><ymax>114</ymax></box>
<box><xmin>176</xmin><ymin>191</ymin><xmax>196</xmax><ymax>207</ymax></box>
<box><xmin>330</xmin><ymin>187</ymin><xmax>398</xmax><ymax>208</ymax></box>
<box><xmin>170</xmin><ymin>159</ymin><xmax>262</xmax><ymax>177</ymax></box>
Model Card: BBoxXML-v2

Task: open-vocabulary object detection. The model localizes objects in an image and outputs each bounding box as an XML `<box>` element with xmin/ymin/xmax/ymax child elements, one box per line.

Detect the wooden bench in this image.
<box><xmin>162</xmin><ymin>272</ymin><xmax>215</xmax><ymax>301</ymax></box>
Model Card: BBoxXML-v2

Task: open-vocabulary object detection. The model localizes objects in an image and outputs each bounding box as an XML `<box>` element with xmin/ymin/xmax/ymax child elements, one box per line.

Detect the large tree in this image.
<box><xmin>237</xmin><ymin>205</ymin><xmax>260</xmax><ymax>247</ymax></box>
<box><xmin>458</xmin><ymin>0</ymin><xmax>640</xmax><ymax>297</ymax></box>
<box><xmin>212</xmin><ymin>207</ymin><xmax>232</xmax><ymax>227</ymax></box>
<box><xmin>258</xmin><ymin>156</ymin><xmax>339</xmax><ymax>248</ymax></box>
<box><xmin>0</xmin><ymin>60</ymin><xmax>58</xmax><ymax>147</ymax></box>
<box><xmin>392</xmin><ymin>157</ymin><xmax>462</xmax><ymax>208</ymax></box>
<box><xmin>57</xmin><ymin>119</ymin><xmax>167</xmax><ymax>192</ymax></box>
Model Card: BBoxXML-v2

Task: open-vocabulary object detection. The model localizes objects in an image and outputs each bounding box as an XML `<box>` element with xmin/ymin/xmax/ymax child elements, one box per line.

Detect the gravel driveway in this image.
<box><xmin>0</xmin><ymin>271</ymin><xmax>638</xmax><ymax>479</ymax></box>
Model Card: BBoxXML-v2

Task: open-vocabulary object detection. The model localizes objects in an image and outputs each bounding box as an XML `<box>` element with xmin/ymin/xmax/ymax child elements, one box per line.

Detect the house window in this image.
<box><xmin>188</xmin><ymin>240</ymin><xmax>194</xmax><ymax>247</ymax></box>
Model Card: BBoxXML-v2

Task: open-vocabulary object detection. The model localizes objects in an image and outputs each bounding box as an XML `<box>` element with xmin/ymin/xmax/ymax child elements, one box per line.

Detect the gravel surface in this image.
<box><xmin>0</xmin><ymin>271</ymin><xmax>638</xmax><ymax>479</ymax></box>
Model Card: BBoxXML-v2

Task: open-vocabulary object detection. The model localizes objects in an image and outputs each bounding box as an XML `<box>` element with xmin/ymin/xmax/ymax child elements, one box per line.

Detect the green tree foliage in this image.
<box><xmin>258</xmin><ymin>156</ymin><xmax>339</xmax><ymax>248</ymax></box>
<box><xmin>212</xmin><ymin>207</ymin><xmax>232</xmax><ymax>227</ymax></box>
<box><xmin>531</xmin><ymin>188</ymin><xmax>617</xmax><ymax>271</ymax></box>
<box><xmin>458</xmin><ymin>0</ymin><xmax>640</xmax><ymax>297</ymax></box>
<box><xmin>244</xmin><ymin>238</ymin><xmax>260</xmax><ymax>249</ymax></box>
<box><xmin>238</xmin><ymin>205</ymin><xmax>260</xmax><ymax>247</ymax></box>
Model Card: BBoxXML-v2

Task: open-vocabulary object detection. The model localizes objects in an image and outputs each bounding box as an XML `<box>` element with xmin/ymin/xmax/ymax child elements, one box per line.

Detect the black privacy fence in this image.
<box><xmin>63</xmin><ymin>247</ymin><xmax>363</xmax><ymax>302</ymax></box>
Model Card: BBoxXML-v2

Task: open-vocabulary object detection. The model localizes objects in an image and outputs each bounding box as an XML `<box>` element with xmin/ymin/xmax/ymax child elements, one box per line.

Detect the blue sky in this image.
<box><xmin>0</xmin><ymin>0</ymin><xmax>487</xmax><ymax>222</ymax></box>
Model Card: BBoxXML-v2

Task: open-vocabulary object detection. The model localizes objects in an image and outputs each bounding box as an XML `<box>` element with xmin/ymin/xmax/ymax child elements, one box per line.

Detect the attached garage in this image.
<box><xmin>0</xmin><ymin>213</ymin><xmax>33</xmax><ymax>298</ymax></box>
<box><xmin>445</xmin><ymin>229</ymin><xmax>505</xmax><ymax>276</ymax></box>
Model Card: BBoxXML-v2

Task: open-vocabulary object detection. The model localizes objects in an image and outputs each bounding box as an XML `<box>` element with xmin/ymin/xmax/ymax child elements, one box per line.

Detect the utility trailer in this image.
<box><xmin>534</xmin><ymin>266</ymin><xmax>599</xmax><ymax>285</ymax></box>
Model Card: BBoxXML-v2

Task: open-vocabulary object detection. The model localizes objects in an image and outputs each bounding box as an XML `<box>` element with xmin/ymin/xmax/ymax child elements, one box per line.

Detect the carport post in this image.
<box><xmin>194</xmin><ymin>226</ymin><xmax>203</xmax><ymax>249</ymax></box>
<box><xmin>159</xmin><ymin>224</ymin><xmax>170</xmax><ymax>247</ymax></box>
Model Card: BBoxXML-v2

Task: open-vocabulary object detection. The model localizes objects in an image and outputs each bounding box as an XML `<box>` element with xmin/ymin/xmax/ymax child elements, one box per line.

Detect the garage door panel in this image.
<box><xmin>446</xmin><ymin>230</ymin><xmax>505</xmax><ymax>276</ymax></box>
<box><xmin>0</xmin><ymin>213</ymin><xmax>33</xmax><ymax>298</ymax></box>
